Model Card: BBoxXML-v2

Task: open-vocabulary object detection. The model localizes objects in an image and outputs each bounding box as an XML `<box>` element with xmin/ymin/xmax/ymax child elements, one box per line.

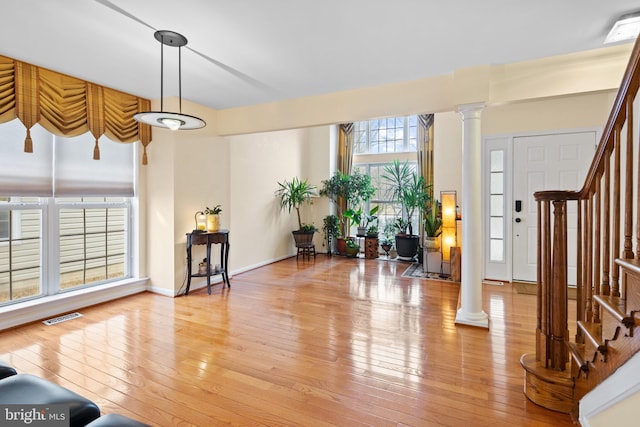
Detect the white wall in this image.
<box><xmin>483</xmin><ymin>91</ymin><xmax>616</xmax><ymax>136</ymax></box>
<box><xmin>142</xmin><ymin>43</ymin><xmax>631</xmax><ymax>295</ymax></box>
<box><xmin>228</xmin><ymin>125</ymin><xmax>331</xmax><ymax>269</ymax></box>
<box><xmin>144</xmin><ymin>98</ymin><xmax>228</xmax><ymax>295</ymax></box>
<box><xmin>433</xmin><ymin>111</ymin><xmax>463</xmax><ymax>199</ymax></box>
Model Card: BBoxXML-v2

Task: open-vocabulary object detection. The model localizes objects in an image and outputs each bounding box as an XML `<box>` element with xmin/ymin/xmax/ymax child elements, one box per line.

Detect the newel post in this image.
<box><xmin>550</xmin><ymin>200</ymin><xmax>569</xmax><ymax>370</ymax></box>
<box><xmin>521</xmin><ymin>194</ymin><xmax>574</xmax><ymax>414</ymax></box>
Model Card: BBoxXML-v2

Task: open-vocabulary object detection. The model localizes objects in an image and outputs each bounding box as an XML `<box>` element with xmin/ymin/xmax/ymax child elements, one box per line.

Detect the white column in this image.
<box><xmin>455</xmin><ymin>103</ymin><xmax>489</xmax><ymax>328</ymax></box>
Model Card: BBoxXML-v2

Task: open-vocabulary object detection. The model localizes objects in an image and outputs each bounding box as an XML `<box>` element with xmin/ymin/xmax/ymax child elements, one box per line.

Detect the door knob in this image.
<box><xmin>515</xmin><ymin>218</ymin><xmax>522</xmax><ymax>223</ymax></box>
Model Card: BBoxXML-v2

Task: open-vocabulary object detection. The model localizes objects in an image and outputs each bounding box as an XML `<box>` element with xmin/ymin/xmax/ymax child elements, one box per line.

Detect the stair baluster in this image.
<box><xmin>522</xmin><ymin>35</ymin><xmax>640</xmax><ymax>415</ymax></box>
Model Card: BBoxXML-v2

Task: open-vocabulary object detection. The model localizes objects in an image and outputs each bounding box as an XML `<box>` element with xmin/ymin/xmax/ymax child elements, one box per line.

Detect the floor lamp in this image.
<box><xmin>440</xmin><ymin>191</ymin><xmax>457</xmax><ymax>276</ymax></box>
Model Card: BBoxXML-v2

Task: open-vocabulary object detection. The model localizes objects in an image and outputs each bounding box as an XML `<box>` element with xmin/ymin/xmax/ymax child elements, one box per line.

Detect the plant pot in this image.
<box><xmin>206</xmin><ymin>214</ymin><xmax>220</xmax><ymax>232</ymax></box>
<box><xmin>357</xmin><ymin>226</ymin><xmax>367</xmax><ymax>236</ymax></box>
<box><xmin>336</xmin><ymin>237</ymin><xmax>347</xmax><ymax>255</ymax></box>
<box><xmin>424</xmin><ymin>236</ymin><xmax>440</xmax><ymax>252</ymax></box>
<box><xmin>423</xmin><ymin>251</ymin><xmax>441</xmax><ymax>274</ymax></box>
<box><xmin>345</xmin><ymin>244</ymin><xmax>359</xmax><ymax>258</ymax></box>
<box><xmin>395</xmin><ymin>234</ymin><xmax>419</xmax><ymax>260</ymax></box>
<box><xmin>292</xmin><ymin>230</ymin><xmax>315</xmax><ymax>246</ymax></box>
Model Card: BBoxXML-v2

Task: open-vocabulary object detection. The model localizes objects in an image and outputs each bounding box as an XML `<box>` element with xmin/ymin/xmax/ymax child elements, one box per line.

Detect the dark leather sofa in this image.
<box><xmin>0</xmin><ymin>361</ymin><xmax>150</xmax><ymax>426</ymax></box>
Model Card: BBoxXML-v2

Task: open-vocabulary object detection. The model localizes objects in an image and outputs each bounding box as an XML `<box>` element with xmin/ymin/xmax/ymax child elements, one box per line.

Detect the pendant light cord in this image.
<box><xmin>179</xmin><ymin>45</ymin><xmax>182</xmax><ymax>114</ymax></box>
<box><xmin>133</xmin><ymin>30</ymin><xmax>206</xmax><ymax>130</ymax></box>
<box><xmin>158</xmin><ymin>32</ymin><xmax>182</xmax><ymax>114</ymax></box>
<box><xmin>159</xmin><ymin>32</ymin><xmax>164</xmax><ymax>113</ymax></box>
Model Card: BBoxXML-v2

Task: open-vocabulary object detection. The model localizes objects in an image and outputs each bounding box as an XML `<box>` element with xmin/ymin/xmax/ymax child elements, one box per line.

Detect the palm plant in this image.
<box><xmin>400</xmin><ymin>173</ymin><xmax>430</xmax><ymax>235</ymax></box>
<box><xmin>382</xmin><ymin>160</ymin><xmax>430</xmax><ymax>235</ymax></box>
<box><xmin>381</xmin><ymin>159</ymin><xmax>413</xmax><ymax>204</ymax></box>
<box><xmin>276</xmin><ymin>177</ymin><xmax>317</xmax><ymax>230</ymax></box>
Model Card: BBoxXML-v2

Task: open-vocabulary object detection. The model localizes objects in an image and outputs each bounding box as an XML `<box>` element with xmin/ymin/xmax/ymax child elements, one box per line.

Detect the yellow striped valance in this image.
<box><xmin>0</xmin><ymin>54</ymin><xmax>152</xmax><ymax>164</ymax></box>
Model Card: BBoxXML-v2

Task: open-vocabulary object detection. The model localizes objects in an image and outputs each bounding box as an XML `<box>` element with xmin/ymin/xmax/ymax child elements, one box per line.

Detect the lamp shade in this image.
<box><xmin>442</xmin><ymin>228</ymin><xmax>456</xmax><ymax>261</ymax></box>
<box><xmin>194</xmin><ymin>211</ymin><xmax>207</xmax><ymax>232</ymax></box>
<box><xmin>440</xmin><ymin>191</ymin><xmax>457</xmax><ymax>262</ymax></box>
<box><xmin>133</xmin><ymin>111</ymin><xmax>205</xmax><ymax>130</ymax></box>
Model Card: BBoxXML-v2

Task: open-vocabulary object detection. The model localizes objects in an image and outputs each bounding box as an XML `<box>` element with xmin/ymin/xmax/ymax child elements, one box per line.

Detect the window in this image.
<box><xmin>0</xmin><ymin>119</ymin><xmax>134</xmax><ymax>305</ymax></box>
<box><xmin>352</xmin><ymin>115</ymin><xmax>419</xmax><ymax>236</ymax></box>
<box><xmin>58</xmin><ymin>198</ymin><xmax>130</xmax><ymax>291</ymax></box>
<box><xmin>0</xmin><ymin>200</ymin><xmax>42</xmax><ymax>302</ymax></box>
<box><xmin>489</xmin><ymin>149</ymin><xmax>505</xmax><ymax>262</ymax></box>
<box><xmin>354</xmin><ymin>116</ymin><xmax>418</xmax><ymax>154</ymax></box>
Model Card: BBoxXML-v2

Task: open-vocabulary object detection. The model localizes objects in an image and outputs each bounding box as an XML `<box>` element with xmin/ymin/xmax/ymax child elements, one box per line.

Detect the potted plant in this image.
<box><xmin>343</xmin><ymin>208</ymin><xmax>362</xmax><ymax>236</ymax></box>
<box><xmin>320</xmin><ymin>169</ymin><xmax>375</xmax><ymax>238</ymax></box>
<box><xmin>204</xmin><ymin>204</ymin><xmax>222</xmax><ymax>232</ymax></box>
<box><xmin>276</xmin><ymin>177</ymin><xmax>317</xmax><ymax>246</ymax></box>
<box><xmin>380</xmin><ymin>222</ymin><xmax>395</xmax><ymax>257</ymax></box>
<box><xmin>398</xmin><ymin>174</ymin><xmax>430</xmax><ymax>260</ymax></box>
<box><xmin>322</xmin><ymin>214</ymin><xmax>341</xmax><ymax>255</ymax></box>
<box><xmin>382</xmin><ymin>160</ymin><xmax>430</xmax><ymax>260</ymax></box>
<box><xmin>362</xmin><ymin>206</ymin><xmax>379</xmax><ymax>235</ymax></box>
<box><xmin>423</xmin><ymin>200</ymin><xmax>443</xmax><ymax>273</ymax></box>
<box><xmin>424</xmin><ymin>200</ymin><xmax>442</xmax><ymax>252</ymax></box>
<box><xmin>344</xmin><ymin>238</ymin><xmax>360</xmax><ymax>257</ymax></box>
<box><xmin>343</xmin><ymin>206</ymin><xmax>378</xmax><ymax>236</ymax></box>
<box><xmin>380</xmin><ymin>237</ymin><xmax>393</xmax><ymax>257</ymax></box>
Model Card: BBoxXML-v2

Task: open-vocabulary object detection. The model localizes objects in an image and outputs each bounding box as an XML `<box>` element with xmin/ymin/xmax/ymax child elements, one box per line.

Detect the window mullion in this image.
<box><xmin>404</xmin><ymin>116</ymin><xmax>409</xmax><ymax>151</ymax></box>
<box><xmin>43</xmin><ymin>198</ymin><xmax>59</xmax><ymax>295</ymax></box>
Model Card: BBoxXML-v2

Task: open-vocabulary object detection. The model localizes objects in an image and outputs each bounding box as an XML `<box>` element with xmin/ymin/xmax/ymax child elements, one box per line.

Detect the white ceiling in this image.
<box><xmin>1</xmin><ymin>1</ymin><xmax>638</xmax><ymax>110</ymax></box>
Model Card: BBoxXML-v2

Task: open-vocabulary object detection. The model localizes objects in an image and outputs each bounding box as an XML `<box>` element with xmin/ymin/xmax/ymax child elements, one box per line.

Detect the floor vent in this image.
<box><xmin>42</xmin><ymin>312</ymin><xmax>82</xmax><ymax>326</ymax></box>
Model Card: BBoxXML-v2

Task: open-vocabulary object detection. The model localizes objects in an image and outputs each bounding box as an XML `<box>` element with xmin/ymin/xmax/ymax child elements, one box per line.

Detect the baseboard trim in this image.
<box><xmin>0</xmin><ymin>278</ymin><xmax>149</xmax><ymax>331</ymax></box>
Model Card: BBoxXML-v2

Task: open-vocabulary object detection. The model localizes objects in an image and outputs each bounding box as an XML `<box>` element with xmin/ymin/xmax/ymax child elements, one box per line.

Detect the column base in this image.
<box><xmin>455</xmin><ymin>308</ymin><xmax>489</xmax><ymax>328</ymax></box>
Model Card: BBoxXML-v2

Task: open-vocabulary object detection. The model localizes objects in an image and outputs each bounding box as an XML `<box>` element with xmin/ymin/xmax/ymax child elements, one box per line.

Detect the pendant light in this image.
<box><xmin>133</xmin><ymin>30</ymin><xmax>206</xmax><ymax>130</ymax></box>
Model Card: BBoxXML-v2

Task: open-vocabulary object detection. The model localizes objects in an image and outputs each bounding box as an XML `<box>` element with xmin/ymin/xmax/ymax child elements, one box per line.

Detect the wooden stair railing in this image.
<box><xmin>521</xmin><ymin>35</ymin><xmax>640</xmax><ymax>415</ymax></box>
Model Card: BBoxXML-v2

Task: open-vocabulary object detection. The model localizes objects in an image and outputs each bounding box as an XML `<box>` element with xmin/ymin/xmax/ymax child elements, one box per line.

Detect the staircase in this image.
<box><xmin>520</xmin><ymin>35</ymin><xmax>640</xmax><ymax>420</ymax></box>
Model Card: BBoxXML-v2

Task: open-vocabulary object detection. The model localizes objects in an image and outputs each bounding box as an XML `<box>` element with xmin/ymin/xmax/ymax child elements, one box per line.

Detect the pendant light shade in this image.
<box><xmin>133</xmin><ymin>30</ymin><xmax>206</xmax><ymax>130</ymax></box>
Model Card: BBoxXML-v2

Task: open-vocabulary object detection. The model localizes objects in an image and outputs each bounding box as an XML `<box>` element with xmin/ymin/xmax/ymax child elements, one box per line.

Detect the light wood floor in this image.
<box><xmin>0</xmin><ymin>256</ymin><xmax>575</xmax><ymax>426</ymax></box>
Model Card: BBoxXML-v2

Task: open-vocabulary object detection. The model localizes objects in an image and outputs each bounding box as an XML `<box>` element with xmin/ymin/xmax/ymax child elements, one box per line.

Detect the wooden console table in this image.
<box><xmin>185</xmin><ymin>230</ymin><xmax>230</xmax><ymax>295</ymax></box>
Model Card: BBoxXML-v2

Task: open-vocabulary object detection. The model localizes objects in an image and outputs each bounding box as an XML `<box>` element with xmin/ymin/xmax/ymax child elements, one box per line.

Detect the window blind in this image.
<box><xmin>55</xmin><ymin>132</ymin><xmax>134</xmax><ymax>196</ymax></box>
<box><xmin>0</xmin><ymin>120</ymin><xmax>53</xmax><ymax>196</ymax></box>
<box><xmin>0</xmin><ymin>118</ymin><xmax>134</xmax><ymax>197</ymax></box>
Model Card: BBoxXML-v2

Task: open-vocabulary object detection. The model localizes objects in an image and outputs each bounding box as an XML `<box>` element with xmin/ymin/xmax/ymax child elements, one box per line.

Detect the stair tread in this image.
<box><xmin>577</xmin><ymin>320</ymin><xmax>602</xmax><ymax>348</ymax></box>
<box><xmin>615</xmin><ymin>257</ymin><xmax>640</xmax><ymax>274</ymax></box>
<box><xmin>593</xmin><ymin>294</ymin><xmax>630</xmax><ymax>324</ymax></box>
<box><xmin>567</xmin><ymin>341</ymin><xmax>586</xmax><ymax>365</ymax></box>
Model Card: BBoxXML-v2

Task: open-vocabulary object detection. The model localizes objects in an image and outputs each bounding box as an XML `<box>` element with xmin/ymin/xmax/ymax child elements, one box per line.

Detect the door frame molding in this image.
<box><xmin>482</xmin><ymin>126</ymin><xmax>602</xmax><ymax>282</ymax></box>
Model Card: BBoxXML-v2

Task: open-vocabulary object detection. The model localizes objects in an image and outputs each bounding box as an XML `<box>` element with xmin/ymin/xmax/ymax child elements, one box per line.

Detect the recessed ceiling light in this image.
<box><xmin>605</xmin><ymin>12</ymin><xmax>640</xmax><ymax>44</ymax></box>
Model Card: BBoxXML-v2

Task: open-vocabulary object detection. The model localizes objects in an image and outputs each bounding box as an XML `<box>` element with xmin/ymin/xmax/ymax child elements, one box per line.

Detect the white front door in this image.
<box><xmin>512</xmin><ymin>132</ymin><xmax>596</xmax><ymax>283</ymax></box>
